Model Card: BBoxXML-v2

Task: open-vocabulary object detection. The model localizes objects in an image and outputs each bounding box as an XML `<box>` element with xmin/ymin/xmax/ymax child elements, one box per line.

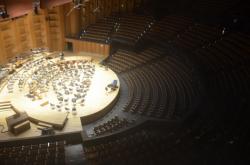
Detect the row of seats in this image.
<box><xmin>111</xmin><ymin>14</ymin><xmax>154</xmax><ymax>45</ymax></box>
<box><xmin>147</xmin><ymin>15</ymin><xmax>193</xmax><ymax>44</ymax></box>
<box><xmin>106</xmin><ymin>46</ymin><xmax>164</xmax><ymax>73</ymax></box>
<box><xmin>121</xmin><ymin>55</ymin><xmax>199</xmax><ymax>119</ymax></box>
<box><xmin>142</xmin><ymin>14</ymin><xmax>250</xmax><ymax>101</ymax></box>
<box><xmin>83</xmin><ymin>124</ymin><xmax>170</xmax><ymax>165</ymax></box>
<box><xmin>192</xmin><ymin>31</ymin><xmax>250</xmax><ymax>98</ymax></box>
<box><xmin>79</xmin><ymin>14</ymin><xmax>154</xmax><ymax>46</ymax></box>
<box><xmin>93</xmin><ymin>116</ymin><xmax>131</xmax><ymax>136</ymax></box>
<box><xmin>80</xmin><ymin>16</ymin><xmax>117</xmax><ymax>43</ymax></box>
<box><xmin>172</xmin><ymin>23</ymin><xmax>223</xmax><ymax>50</ymax></box>
<box><xmin>0</xmin><ymin>141</ymin><xmax>66</xmax><ymax>165</ymax></box>
<box><xmin>146</xmin><ymin>15</ymin><xmax>226</xmax><ymax>50</ymax></box>
<box><xmin>191</xmin><ymin>0</ymin><xmax>239</xmax><ymax>15</ymax></box>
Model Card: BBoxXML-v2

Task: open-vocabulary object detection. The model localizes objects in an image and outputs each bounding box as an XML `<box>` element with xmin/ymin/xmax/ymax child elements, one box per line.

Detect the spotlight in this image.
<box><xmin>33</xmin><ymin>0</ymin><xmax>40</xmax><ymax>15</ymax></box>
<box><xmin>0</xmin><ymin>8</ymin><xmax>9</xmax><ymax>19</ymax></box>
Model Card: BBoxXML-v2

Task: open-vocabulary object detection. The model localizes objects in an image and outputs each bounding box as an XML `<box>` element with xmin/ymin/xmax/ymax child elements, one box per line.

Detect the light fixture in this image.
<box><xmin>0</xmin><ymin>7</ymin><xmax>8</xmax><ymax>19</ymax></box>
<box><xmin>33</xmin><ymin>0</ymin><xmax>40</xmax><ymax>15</ymax></box>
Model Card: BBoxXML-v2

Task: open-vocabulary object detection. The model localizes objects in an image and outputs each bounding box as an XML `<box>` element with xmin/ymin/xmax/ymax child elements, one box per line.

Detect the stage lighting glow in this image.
<box><xmin>0</xmin><ymin>54</ymin><xmax>120</xmax><ymax>129</ymax></box>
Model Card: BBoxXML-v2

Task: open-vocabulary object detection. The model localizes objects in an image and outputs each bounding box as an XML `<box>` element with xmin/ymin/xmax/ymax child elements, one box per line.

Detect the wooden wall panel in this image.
<box><xmin>45</xmin><ymin>6</ymin><xmax>65</xmax><ymax>51</ymax></box>
<box><xmin>27</xmin><ymin>10</ymin><xmax>48</xmax><ymax>49</ymax></box>
<box><xmin>14</xmin><ymin>16</ymin><xmax>32</xmax><ymax>53</ymax></box>
<box><xmin>0</xmin><ymin>10</ymin><xmax>50</xmax><ymax>65</ymax></box>
<box><xmin>63</xmin><ymin>3</ymin><xmax>81</xmax><ymax>37</ymax></box>
<box><xmin>66</xmin><ymin>38</ymin><xmax>110</xmax><ymax>57</ymax></box>
<box><xmin>0</xmin><ymin>20</ymin><xmax>18</xmax><ymax>64</ymax></box>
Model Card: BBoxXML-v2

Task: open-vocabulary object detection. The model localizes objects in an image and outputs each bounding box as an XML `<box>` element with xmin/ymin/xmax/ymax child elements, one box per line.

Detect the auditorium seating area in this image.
<box><xmin>83</xmin><ymin>121</ymin><xmax>172</xmax><ymax>165</ymax></box>
<box><xmin>193</xmin><ymin>31</ymin><xmax>250</xmax><ymax>98</ymax></box>
<box><xmin>93</xmin><ymin>116</ymin><xmax>131</xmax><ymax>136</ymax></box>
<box><xmin>79</xmin><ymin>14</ymin><xmax>154</xmax><ymax>46</ymax></box>
<box><xmin>172</xmin><ymin>23</ymin><xmax>223</xmax><ymax>50</ymax></box>
<box><xmin>191</xmin><ymin>0</ymin><xmax>239</xmax><ymax>15</ymax></box>
<box><xmin>111</xmin><ymin>14</ymin><xmax>154</xmax><ymax>46</ymax></box>
<box><xmin>146</xmin><ymin>15</ymin><xmax>193</xmax><ymax>44</ymax></box>
<box><xmin>0</xmin><ymin>140</ymin><xmax>66</xmax><ymax>164</ymax></box>
<box><xmin>105</xmin><ymin>46</ymin><xmax>164</xmax><ymax>73</ymax></box>
<box><xmin>121</xmin><ymin>55</ymin><xmax>199</xmax><ymax>120</ymax></box>
<box><xmin>1</xmin><ymin>0</ymin><xmax>250</xmax><ymax>164</ymax></box>
<box><xmin>80</xmin><ymin>16</ymin><xmax>117</xmax><ymax>43</ymax></box>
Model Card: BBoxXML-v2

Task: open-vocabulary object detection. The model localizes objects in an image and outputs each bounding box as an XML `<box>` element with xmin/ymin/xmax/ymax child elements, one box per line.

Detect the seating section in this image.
<box><xmin>193</xmin><ymin>32</ymin><xmax>250</xmax><ymax>97</ymax></box>
<box><xmin>122</xmin><ymin>55</ymin><xmax>199</xmax><ymax>119</ymax></box>
<box><xmin>0</xmin><ymin>141</ymin><xmax>66</xmax><ymax>165</ymax></box>
<box><xmin>106</xmin><ymin>46</ymin><xmax>164</xmax><ymax>73</ymax></box>
<box><xmin>79</xmin><ymin>14</ymin><xmax>153</xmax><ymax>45</ymax></box>
<box><xmin>228</xmin><ymin>0</ymin><xmax>250</xmax><ymax>18</ymax></box>
<box><xmin>2</xmin><ymin>1</ymin><xmax>250</xmax><ymax>163</ymax></box>
<box><xmin>83</xmin><ymin>124</ymin><xmax>170</xmax><ymax>165</ymax></box>
<box><xmin>93</xmin><ymin>116</ymin><xmax>132</xmax><ymax>136</ymax></box>
<box><xmin>80</xmin><ymin>16</ymin><xmax>117</xmax><ymax>43</ymax></box>
<box><xmin>173</xmin><ymin>24</ymin><xmax>222</xmax><ymax>50</ymax></box>
<box><xmin>147</xmin><ymin>15</ymin><xmax>193</xmax><ymax>43</ymax></box>
<box><xmin>112</xmin><ymin>14</ymin><xmax>154</xmax><ymax>45</ymax></box>
<box><xmin>76</xmin><ymin>1</ymin><xmax>250</xmax><ymax>164</ymax></box>
<box><xmin>192</xmin><ymin>0</ymin><xmax>238</xmax><ymax>15</ymax></box>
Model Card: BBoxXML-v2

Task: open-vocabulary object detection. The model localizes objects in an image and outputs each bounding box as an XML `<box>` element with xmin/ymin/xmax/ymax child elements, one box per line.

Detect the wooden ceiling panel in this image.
<box><xmin>40</xmin><ymin>0</ymin><xmax>72</xmax><ymax>9</ymax></box>
<box><xmin>6</xmin><ymin>0</ymin><xmax>33</xmax><ymax>18</ymax></box>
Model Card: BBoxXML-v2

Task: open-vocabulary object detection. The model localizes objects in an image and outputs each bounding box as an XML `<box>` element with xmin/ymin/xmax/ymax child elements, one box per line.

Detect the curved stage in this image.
<box><xmin>0</xmin><ymin>53</ymin><xmax>119</xmax><ymax>139</ymax></box>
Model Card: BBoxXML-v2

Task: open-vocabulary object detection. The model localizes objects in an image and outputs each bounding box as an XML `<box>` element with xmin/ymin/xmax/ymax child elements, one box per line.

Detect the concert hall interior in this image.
<box><xmin>0</xmin><ymin>0</ymin><xmax>250</xmax><ymax>164</ymax></box>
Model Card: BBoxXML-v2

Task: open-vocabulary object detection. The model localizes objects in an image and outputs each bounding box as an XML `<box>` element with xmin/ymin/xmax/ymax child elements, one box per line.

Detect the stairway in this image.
<box><xmin>0</xmin><ymin>101</ymin><xmax>12</xmax><ymax>112</ymax></box>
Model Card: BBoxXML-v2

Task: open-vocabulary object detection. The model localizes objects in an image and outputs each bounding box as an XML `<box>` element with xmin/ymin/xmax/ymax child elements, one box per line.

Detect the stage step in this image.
<box><xmin>0</xmin><ymin>105</ymin><xmax>12</xmax><ymax>109</ymax></box>
<box><xmin>0</xmin><ymin>101</ymin><xmax>13</xmax><ymax>112</ymax></box>
<box><xmin>0</xmin><ymin>102</ymin><xmax>11</xmax><ymax>105</ymax></box>
<box><xmin>0</xmin><ymin>101</ymin><xmax>11</xmax><ymax>107</ymax></box>
<box><xmin>0</xmin><ymin>101</ymin><xmax>11</xmax><ymax>105</ymax></box>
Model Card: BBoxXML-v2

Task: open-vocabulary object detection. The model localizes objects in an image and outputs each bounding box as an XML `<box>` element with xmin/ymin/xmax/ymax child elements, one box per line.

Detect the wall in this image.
<box><xmin>0</xmin><ymin>5</ymin><xmax>65</xmax><ymax>64</ymax></box>
<box><xmin>66</xmin><ymin>38</ymin><xmax>110</xmax><ymax>57</ymax></box>
<box><xmin>44</xmin><ymin>6</ymin><xmax>65</xmax><ymax>51</ymax></box>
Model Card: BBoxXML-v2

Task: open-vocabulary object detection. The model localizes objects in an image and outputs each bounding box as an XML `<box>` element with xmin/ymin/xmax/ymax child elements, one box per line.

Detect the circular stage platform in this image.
<box><xmin>0</xmin><ymin>53</ymin><xmax>120</xmax><ymax>132</ymax></box>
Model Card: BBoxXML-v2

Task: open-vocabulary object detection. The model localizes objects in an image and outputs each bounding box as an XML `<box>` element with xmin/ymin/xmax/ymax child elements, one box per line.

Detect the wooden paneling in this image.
<box><xmin>63</xmin><ymin>3</ymin><xmax>81</xmax><ymax>37</ymax></box>
<box><xmin>45</xmin><ymin>6</ymin><xmax>65</xmax><ymax>51</ymax></box>
<box><xmin>0</xmin><ymin>20</ymin><xmax>18</xmax><ymax>64</ymax></box>
<box><xmin>0</xmin><ymin>11</ymin><xmax>49</xmax><ymax>65</ymax></box>
<box><xmin>40</xmin><ymin>0</ymin><xmax>71</xmax><ymax>9</ymax></box>
<box><xmin>27</xmin><ymin>10</ymin><xmax>48</xmax><ymax>49</ymax></box>
<box><xmin>13</xmin><ymin>16</ymin><xmax>31</xmax><ymax>53</ymax></box>
<box><xmin>66</xmin><ymin>38</ymin><xmax>110</xmax><ymax>57</ymax></box>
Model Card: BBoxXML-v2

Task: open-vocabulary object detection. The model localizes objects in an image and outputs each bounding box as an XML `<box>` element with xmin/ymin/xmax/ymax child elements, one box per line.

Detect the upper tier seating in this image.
<box><xmin>106</xmin><ymin>46</ymin><xmax>164</xmax><ymax>73</ymax></box>
<box><xmin>121</xmin><ymin>55</ymin><xmax>199</xmax><ymax>120</ymax></box>
<box><xmin>0</xmin><ymin>140</ymin><xmax>66</xmax><ymax>165</ymax></box>
<box><xmin>192</xmin><ymin>31</ymin><xmax>250</xmax><ymax>98</ymax></box>
<box><xmin>112</xmin><ymin>14</ymin><xmax>154</xmax><ymax>46</ymax></box>
<box><xmin>79</xmin><ymin>14</ymin><xmax>154</xmax><ymax>46</ymax></box>
<box><xmin>191</xmin><ymin>0</ymin><xmax>238</xmax><ymax>15</ymax></box>
<box><xmin>147</xmin><ymin>15</ymin><xmax>193</xmax><ymax>44</ymax></box>
<box><xmin>80</xmin><ymin>16</ymin><xmax>117</xmax><ymax>43</ymax></box>
<box><xmin>173</xmin><ymin>23</ymin><xmax>223</xmax><ymax>50</ymax></box>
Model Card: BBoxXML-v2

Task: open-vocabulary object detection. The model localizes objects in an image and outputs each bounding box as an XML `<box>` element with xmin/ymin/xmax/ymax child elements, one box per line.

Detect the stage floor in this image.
<box><xmin>0</xmin><ymin>52</ymin><xmax>120</xmax><ymax>140</ymax></box>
